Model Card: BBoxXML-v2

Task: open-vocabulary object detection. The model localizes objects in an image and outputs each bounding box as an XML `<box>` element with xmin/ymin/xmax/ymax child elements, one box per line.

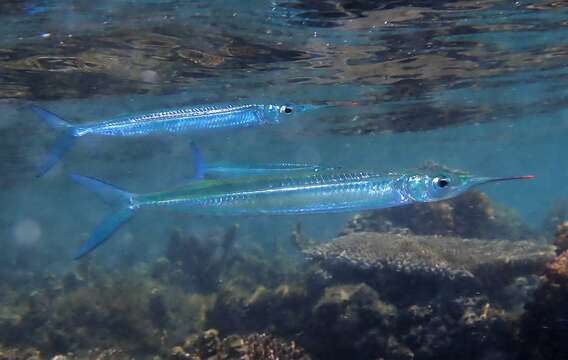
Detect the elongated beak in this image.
<box><xmin>470</xmin><ymin>175</ymin><xmax>535</xmax><ymax>186</ymax></box>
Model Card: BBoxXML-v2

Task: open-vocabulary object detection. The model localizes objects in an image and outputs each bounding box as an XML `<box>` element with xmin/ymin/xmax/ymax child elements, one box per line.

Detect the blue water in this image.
<box><xmin>1</xmin><ymin>0</ymin><xmax>568</xmax><ymax>359</ymax></box>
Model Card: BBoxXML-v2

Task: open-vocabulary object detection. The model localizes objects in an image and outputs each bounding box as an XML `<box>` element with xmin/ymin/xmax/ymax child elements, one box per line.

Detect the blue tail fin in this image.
<box><xmin>70</xmin><ymin>174</ymin><xmax>131</xmax><ymax>206</ymax></box>
<box><xmin>74</xmin><ymin>208</ymin><xmax>134</xmax><ymax>260</ymax></box>
<box><xmin>190</xmin><ymin>141</ymin><xmax>205</xmax><ymax>180</ymax></box>
<box><xmin>70</xmin><ymin>174</ymin><xmax>135</xmax><ymax>259</ymax></box>
<box><xmin>31</xmin><ymin>105</ymin><xmax>79</xmax><ymax>177</ymax></box>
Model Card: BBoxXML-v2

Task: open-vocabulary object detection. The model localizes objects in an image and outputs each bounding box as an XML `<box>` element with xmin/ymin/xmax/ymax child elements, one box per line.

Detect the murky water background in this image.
<box><xmin>1</xmin><ymin>1</ymin><xmax>568</xmax><ymax>359</ymax></box>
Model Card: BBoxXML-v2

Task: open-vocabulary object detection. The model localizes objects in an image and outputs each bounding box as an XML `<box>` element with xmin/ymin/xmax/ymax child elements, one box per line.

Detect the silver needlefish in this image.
<box><xmin>189</xmin><ymin>142</ymin><xmax>339</xmax><ymax>179</ymax></box>
<box><xmin>31</xmin><ymin>103</ymin><xmax>319</xmax><ymax>177</ymax></box>
<box><xmin>69</xmin><ymin>166</ymin><xmax>534</xmax><ymax>259</ymax></box>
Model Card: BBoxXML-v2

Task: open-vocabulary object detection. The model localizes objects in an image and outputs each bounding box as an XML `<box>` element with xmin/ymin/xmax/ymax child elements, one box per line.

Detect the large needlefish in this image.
<box><xmin>31</xmin><ymin>103</ymin><xmax>317</xmax><ymax>177</ymax></box>
<box><xmin>69</xmin><ymin>163</ymin><xmax>533</xmax><ymax>259</ymax></box>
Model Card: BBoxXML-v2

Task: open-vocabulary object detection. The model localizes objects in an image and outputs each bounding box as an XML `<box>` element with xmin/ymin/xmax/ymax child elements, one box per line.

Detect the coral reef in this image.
<box><xmin>0</xmin><ymin>267</ymin><xmax>212</xmax><ymax>357</ymax></box>
<box><xmin>206</xmin><ymin>282</ymin><xmax>312</xmax><ymax>335</ymax></box>
<box><xmin>169</xmin><ymin>329</ymin><xmax>312</xmax><ymax>360</ymax></box>
<box><xmin>0</xmin><ymin>347</ymin><xmax>42</xmax><ymax>360</ymax></box>
<box><xmin>0</xmin><ymin>228</ymin><xmax>542</xmax><ymax>360</ymax></box>
<box><xmin>305</xmin><ymin>232</ymin><xmax>554</xmax><ymax>291</ymax></box>
<box><xmin>0</xmin><ymin>205</ymin><xmax>544</xmax><ymax>360</ymax></box>
<box><xmin>156</xmin><ymin>225</ymin><xmax>304</xmax><ymax>294</ymax></box>
<box><xmin>399</xmin><ymin>295</ymin><xmax>517</xmax><ymax>360</ymax></box>
<box><xmin>553</xmin><ymin>221</ymin><xmax>568</xmax><ymax>255</ymax></box>
<box><xmin>305</xmin><ymin>283</ymin><xmax>401</xmax><ymax>359</ymax></box>
<box><xmin>341</xmin><ymin>189</ymin><xmax>533</xmax><ymax>240</ymax></box>
<box><xmin>0</xmin><ymin>226</ymin><xmax>312</xmax><ymax>358</ymax></box>
<box><xmin>519</xmin><ymin>250</ymin><xmax>568</xmax><ymax>359</ymax></box>
<box><xmin>540</xmin><ymin>198</ymin><xmax>568</xmax><ymax>238</ymax></box>
<box><xmin>0</xmin><ymin>346</ymin><xmax>136</xmax><ymax>360</ymax></box>
<box><xmin>302</xmin><ymin>282</ymin><xmax>517</xmax><ymax>360</ymax></box>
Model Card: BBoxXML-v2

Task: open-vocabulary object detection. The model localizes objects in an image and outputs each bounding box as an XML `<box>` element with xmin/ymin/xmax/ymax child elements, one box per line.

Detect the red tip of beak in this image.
<box><xmin>518</xmin><ymin>175</ymin><xmax>535</xmax><ymax>180</ymax></box>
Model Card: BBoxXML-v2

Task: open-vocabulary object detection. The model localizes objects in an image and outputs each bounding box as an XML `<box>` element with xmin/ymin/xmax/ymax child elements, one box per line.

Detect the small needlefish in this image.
<box><xmin>31</xmin><ymin>103</ymin><xmax>319</xmax><ymax>177</ymax></box>
<box><xmin>69</xmin><ymin>168</ymin><xmax>533</xmax><ymax>259</ymax></box>
<box><xmin>189</xmin><ymin>142</ymin><xmax>338</xmax><ymax>179</ymax></box>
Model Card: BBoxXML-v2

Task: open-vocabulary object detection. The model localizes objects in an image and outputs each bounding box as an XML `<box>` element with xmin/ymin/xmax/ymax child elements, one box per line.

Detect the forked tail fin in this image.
<box><xmin>70</xmin><ymin>174</ymin><xmax>136</xmax><ymax>260</ymax></box>
<box><xmin>31</xmin><ymin>105</ymin><xmax>80</xmax><ymax>177</ymax></box>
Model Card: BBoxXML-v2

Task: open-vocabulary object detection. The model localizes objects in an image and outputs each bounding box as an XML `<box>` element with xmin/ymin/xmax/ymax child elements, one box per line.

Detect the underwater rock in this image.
<box><xmin>553</xmin><ymin>221</ymin><xmax>568</xmax><ymax>255</ymax></box>
<box><xmin>0</xmin><ymin>347</ymin><xmax>42</xmax><ymax>360</ymax></box>
<box><xmin>540</xmin><ymin>198</ymin><xmax>568</xmax><ymax>238</ymax></box>
<box><xmin>170</xmin><ymin>329</ymin><xmax>311</xmax><ymax>360</ymax></box>
<box><xmin>0</xmin><ymin>266</ymin><xmax>214</xmax><ymax>357</ymax></box>
<box><xmin>306</xmin><ymin>283</ymin><xmax>401</xmax><ymax>359</ymax></box>
<box><xmin>401</xmin><ymin>295</ymin><xmax>517</xmax><ymax>360</ymax></box>
<box><xmin>243</xmin><ymin>333</ymin><xmax>311</xmax><ymax>360</ymax></box>
<box><xmin>519</xmin><ymin>250</ymin><xmax>568</xmax><ymax>359</ymax></box>
<box><xmin>0</xmin><ymin>345</ymin><xmax>131</xmax><ymax>359</ymax></box>
<box><xmin>341</xmin><ymin>189</ymin><xmax>533</xmax><ymax>240</ymax></box>
<box><xmin>204</xmin><ymin>285</ymin><xmax>249</xmax><ymax>334</ymax></box>
<box><xmin>245</xmin><ymin>284</ymin><xmax>311</xmax><ymax>335</ymax></box>
<box><xmin>206</xmin><ymin>282</ymin><xmax>312</xmax><ymax>336</ymax></box>
<box><xmin>303</xmin><ymin>281</ymin><xmax>517</xmax><ymax>360</ymax></box>
<box><xmin>305</xmin><ymin>232</ymin><xmax>554</xmax><ymax>290</ymax></box>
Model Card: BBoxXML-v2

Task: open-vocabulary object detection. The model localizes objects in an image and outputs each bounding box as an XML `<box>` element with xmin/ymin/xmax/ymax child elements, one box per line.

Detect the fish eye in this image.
<box><xmin>434</xmin><ymin>177</ymin><xmax>450</xmax><ymax>188</ymax></box>
<box><xmin>284</xmin><ymin>107</ymin><xmax>292</xmax><ymax>114</ymax></box>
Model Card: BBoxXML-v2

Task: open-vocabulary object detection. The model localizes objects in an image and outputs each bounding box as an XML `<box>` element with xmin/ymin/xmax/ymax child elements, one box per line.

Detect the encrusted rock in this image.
<box><xmin>171</xmin><ymin>329</ymin><xmax>311</xmax><ymax>360</ymax></box>
<box><xmin>305</xmin><ymin>232</ymin><xmax>555</xmax><ymax>288</ymax></box>
<box><xmin>307</xmin><ymin>283</ymin><xmax>400</xmax><ymax>359</ymax></box>
<box><xmin>520</xmin><ymin>250</ymin><xmax>568</xmax><ymax>359</ymax></box>
<box><xmin>553</xmin><ymin>221</ymin><xmax>568</xmax><ymax>255</ymax></box>
<box><xmin>0</xmin><ymin>348</ymin><xmax>41</xmax><ymax>360</ymax></box>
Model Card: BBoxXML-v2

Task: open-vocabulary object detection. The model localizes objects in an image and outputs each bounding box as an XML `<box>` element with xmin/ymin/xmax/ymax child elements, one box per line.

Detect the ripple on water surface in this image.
<box><xmin>0</xmin><ymin>0</ymin><xmax>567</xmax><ymax>135</ymax></box>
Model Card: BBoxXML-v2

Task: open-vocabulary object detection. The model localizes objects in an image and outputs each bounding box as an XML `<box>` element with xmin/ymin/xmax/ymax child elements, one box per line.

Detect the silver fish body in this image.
<box><xmin>136</xmin><ymin>171</ymin><xmax>410</xmax><ymax>215</ymax></box>
<box><xmin>31</xmin><ymin>103</ymin><xmax>301</xmax><ymax>176</ymax></box>
<box><xmin>78</xmin><ymin>104</ymin><xmax>290</xmax><ymax>137</ymax></box>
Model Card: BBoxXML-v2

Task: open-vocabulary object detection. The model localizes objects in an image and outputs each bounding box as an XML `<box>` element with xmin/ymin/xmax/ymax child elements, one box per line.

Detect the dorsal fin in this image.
<box><xmin>190</xmin><ymin>141</ymin><xmax>205</xmax><ymax>180</ymax></box>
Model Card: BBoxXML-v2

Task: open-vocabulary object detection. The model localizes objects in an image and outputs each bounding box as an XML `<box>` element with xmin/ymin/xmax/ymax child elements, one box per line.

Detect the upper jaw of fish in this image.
<box><xmin>467</xmin><ymin>175</ymin><xmax>535</xmax><ymax>188</ymax></box>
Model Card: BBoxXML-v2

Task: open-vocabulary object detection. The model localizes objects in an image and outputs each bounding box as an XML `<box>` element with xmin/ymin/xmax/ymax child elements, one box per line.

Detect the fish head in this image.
<box><xmin>264</xmin><ymin>103</ymin><xmax>327</xmax><ymax>123</ymax></box>
<box><xmin>405</xmin><ymin>172</ymin><xmax>534</xmax><ymax>202</ymax></box>
<box><xmin>263</xmin><ymin>104</ymin><xmax>296</xmax><ymax>123</ymax></box>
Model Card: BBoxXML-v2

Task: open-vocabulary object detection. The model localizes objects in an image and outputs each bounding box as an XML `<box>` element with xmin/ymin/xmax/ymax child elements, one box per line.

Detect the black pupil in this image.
<box><xmin>438</xmin><ymin>178</ymin><xmax>449</xmax><ymax>188</ymax></box>
<box><xmin>284</xmin><ymin>107</ymin><xmax>292</xmax><ymax>114</ymax></box>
